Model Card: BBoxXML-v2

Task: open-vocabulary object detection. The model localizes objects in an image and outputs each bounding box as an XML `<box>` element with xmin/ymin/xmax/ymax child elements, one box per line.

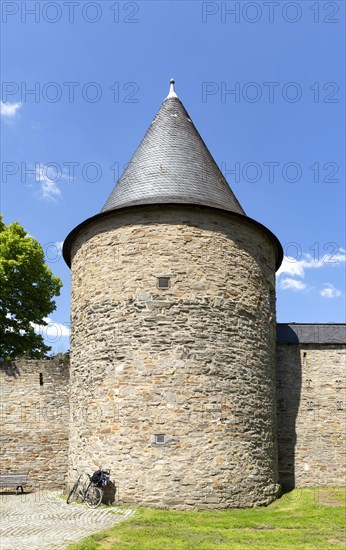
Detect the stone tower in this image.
<box><xmin>63</xmin><ymin>80</ymin><xmax>283</xmax><ymax>509</ymax></box>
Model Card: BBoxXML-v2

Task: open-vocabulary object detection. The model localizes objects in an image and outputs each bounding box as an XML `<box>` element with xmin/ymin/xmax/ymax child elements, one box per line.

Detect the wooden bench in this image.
<box><xmin>0</xmin><ymin>474</ymin><xmax>29</xmax><ymax>493</ymax></box>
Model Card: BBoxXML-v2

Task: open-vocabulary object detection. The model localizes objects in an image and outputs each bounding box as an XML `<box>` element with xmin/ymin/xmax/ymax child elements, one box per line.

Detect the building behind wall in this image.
<box><xmin>276</xmin><ymin>323</ymin><xmax>346</xmax><ymax>491</ymax></box>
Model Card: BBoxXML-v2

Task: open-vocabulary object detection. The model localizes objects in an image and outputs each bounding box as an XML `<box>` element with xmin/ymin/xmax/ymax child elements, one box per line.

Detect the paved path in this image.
<box><xmin>0</xmin><ymin>490</ymin><xmax>134</xmax><ymax>550</ymax></box>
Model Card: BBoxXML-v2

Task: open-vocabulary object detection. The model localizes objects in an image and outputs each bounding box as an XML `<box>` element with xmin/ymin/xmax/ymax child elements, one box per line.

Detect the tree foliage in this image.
<box><xmin>0</xmin><ymin>216</ymin><xmax>62</xmax><ymax>359</ymax></box>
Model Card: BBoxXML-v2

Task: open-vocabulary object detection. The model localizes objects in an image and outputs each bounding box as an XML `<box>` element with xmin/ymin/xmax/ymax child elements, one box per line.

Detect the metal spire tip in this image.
<box><xmin>166</xmin><ymin>78</ymin><xmax>178</xmax><ymax>99</ymax></box>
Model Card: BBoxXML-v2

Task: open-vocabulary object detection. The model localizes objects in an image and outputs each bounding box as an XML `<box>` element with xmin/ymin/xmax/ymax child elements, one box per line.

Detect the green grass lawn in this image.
<box><xmin>68</xmin><ymin>488</ymin><xmax>345</xmax><ymax>550</ymax></box>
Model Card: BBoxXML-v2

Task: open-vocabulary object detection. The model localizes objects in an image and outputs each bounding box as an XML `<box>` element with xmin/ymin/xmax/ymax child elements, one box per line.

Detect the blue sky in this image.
<box><xmin>1</xmin><ymin>1</ymin><xmax>345</xmax><ymax>354</ymax></box>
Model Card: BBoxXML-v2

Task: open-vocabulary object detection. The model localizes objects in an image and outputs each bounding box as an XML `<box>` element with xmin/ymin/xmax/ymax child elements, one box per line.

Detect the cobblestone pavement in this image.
<box><xmin>0</xmin><ymin>490</ymin><xmax>134</xmax><ymax>550</ymax></box>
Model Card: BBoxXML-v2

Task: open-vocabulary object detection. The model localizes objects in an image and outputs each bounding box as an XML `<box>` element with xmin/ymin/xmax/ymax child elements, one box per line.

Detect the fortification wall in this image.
<box><xmin>276</xmin><ymin>343</ymin><xmax>346</xmax><ymax>489</ymax></box>
<box><xmin>0</xmin><ymin>360</ymin><xmax>69</xmax><ymax>488</ymax></box>
<box><xmin>0</xmin><ymin>343</ymin><xmax>344</xmax><ymax>497</ymax></box>
<box><xmin>68</xmin><ymin>204</ymin><xmax>279</xmax><ymax>509</ymax></box>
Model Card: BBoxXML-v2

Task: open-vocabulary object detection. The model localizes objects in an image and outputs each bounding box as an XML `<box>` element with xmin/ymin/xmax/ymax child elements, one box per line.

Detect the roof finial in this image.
<box><xmin>166</xmin><ymin>78</ymin><xmax>178</xmax><ymax>99</ymax></box>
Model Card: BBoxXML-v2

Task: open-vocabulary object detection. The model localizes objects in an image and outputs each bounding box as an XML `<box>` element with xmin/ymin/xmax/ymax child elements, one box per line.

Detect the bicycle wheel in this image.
<box><xmin>85</xmin><ymin>485</ymin><xmax>102</xmax><ymax>508</ymax></box>
<box><xmin>67</xmin><ymin>478</ymin><xmax>80</xmax><ymax>504</ymax></box>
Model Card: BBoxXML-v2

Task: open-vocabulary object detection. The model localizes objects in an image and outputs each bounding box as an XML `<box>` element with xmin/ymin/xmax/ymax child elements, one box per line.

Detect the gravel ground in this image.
<box><xmin>0</xmin><ymin>490</ymin><xmax>133</xmax><ymax>550</ymax></box>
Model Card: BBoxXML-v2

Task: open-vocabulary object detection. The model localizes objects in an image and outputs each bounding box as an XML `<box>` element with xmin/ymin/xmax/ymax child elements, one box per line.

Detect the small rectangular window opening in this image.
<box><xmin>155</xmin><ymin>434</ymin><xmax>165</xmax><ymax>444</ymax></box>
<box><xmin>39</xmin><ymin>373</ymin><xmax>44</xmax><ymax>386</ymax></box>
<box><xmin>158</xmin><ymin>277</ymin><xmax>170</xmax><ymax>289</ymax></box>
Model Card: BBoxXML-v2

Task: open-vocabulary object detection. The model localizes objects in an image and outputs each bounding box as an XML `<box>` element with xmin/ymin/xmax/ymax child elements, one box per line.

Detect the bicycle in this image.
<box><xmin>67</xmin><ymin>468</ymin><xmax>109</xmax><ymax>508</ymax></box>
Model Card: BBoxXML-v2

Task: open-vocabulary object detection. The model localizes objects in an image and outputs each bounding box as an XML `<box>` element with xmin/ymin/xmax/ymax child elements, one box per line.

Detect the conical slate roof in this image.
<box><xmin>63</xmin><ymin>80</ymin><xmax>283</xmax><ymax>269</ymax></box>
<box><xmin>101</xmin><ymin>80</ymin><xmax>245</xmax><ymax>216</ymax></box>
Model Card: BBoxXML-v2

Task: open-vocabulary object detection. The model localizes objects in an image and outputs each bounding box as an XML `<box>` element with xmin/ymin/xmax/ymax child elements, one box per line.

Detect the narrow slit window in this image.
<box><xmin>155</xmin><ymin>434</ymin><xmax>165</xmax><ymax>444</ymax></box>
<box><xmin>158</xmin><ymin>277</ymin><xmax>170</xmax><ymax>289</ymax></box>
<box><xmin>39</xmin><ymin>373</ymin><xmax>44</xmax><ymax>386</ymax></box>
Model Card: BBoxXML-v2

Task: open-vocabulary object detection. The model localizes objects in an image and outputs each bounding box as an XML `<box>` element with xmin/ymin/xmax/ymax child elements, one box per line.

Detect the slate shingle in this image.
<box><xmin>276</xmin><ymin>323</ymin><xmax>346</xmax><ymax>344</ymax></box>
<box><xmin>101</xmin><ymin>93</ymin><xmax>245</xmax><ymax>216</ymax></box>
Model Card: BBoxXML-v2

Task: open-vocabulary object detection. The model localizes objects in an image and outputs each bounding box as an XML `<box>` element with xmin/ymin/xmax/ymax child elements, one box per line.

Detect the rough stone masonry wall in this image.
<box><xmin>276</xmin><ymin>344</ymin><xmax>346</xmax><ymax>490</ymax></box>
<box><xmin>0</xmin><ymin>360</ymin><xmax>69</xmax><ymax>488</ymax></box>
<box><xmin>69</xmin><ymin>204</ymin><xmax>279</xmax><ymax>509</ymax></box>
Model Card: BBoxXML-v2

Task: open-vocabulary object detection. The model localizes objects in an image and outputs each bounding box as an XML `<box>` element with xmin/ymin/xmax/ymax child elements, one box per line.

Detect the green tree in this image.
<box><xmin>0</xmin><ymin>216</ymin><xmax>62</xmax><ymax>359</ymax></box>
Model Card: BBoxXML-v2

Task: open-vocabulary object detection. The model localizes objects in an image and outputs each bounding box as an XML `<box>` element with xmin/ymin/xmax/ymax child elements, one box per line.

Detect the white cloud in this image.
<box><xmin>6</xmin><ymin>315</ymin><xmax>70</xmax><ymax>341</ymax></box>
<box><xmin>277</xmin><ymin>249</ymin><xmax>346</xmax><ymax>279</ymax></box>
<box><xmin>0</xmin><ymin>101</ymin><xmax>22</xmax><ymax>117</ymax></box>
<box><xmin>279</xmin><ymin>278</ymin><xmax>308</xmax><ymax>291</ymax></box>
<box><xmin>320</xmin><ymin>284</ymin><xmax>342</xmax><ymax>299</ymax></box>
<box><xmin>35</xmin><ymin>164</ymin><xmax>61</xmax><ymax>201</ymax></box>
<box><xmin>276</xmin><ymin>256</ymin><xmax>305</xmax><ymax>278</ymax></box>
<box><xmin>32</xmin><ymin>317</ymin><xmax>70</xmax><ymax>339</ymax></box>
<box><xmin>277</xmin><ymin>250</ymin><xmax>346</xmax><ymax>294</ymax></box>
